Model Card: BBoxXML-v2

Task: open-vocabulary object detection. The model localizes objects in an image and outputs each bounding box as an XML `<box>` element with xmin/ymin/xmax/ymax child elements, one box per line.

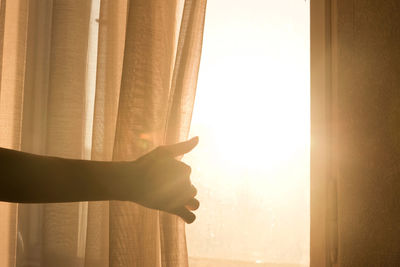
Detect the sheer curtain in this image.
<box><xmin>0</xmin><ymin>0</ymin><xmax>206</xmax><ymax>266</ymax></box>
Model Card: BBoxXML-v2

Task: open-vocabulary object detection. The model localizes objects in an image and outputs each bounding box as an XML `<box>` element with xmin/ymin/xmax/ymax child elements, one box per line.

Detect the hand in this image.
<box><xmin>121</xmin><ymin>137</ymin><xmax>200</xmax><ymax>223</ymax></box>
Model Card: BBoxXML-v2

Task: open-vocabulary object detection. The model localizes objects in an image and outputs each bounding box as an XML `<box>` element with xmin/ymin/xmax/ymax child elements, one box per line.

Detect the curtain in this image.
<box><xmin>0</xmin><ymin>0</ymin><xmax>207</xmax><ymax>266</ymax></box>
<box><xmin>326</xmin><ymin>0</ymin><xmax>400</xmax><ymax>266</ymax></box>
<box><xmin>311</xmin><ymin>0</ymin><xmax>400</xmax><ymax>266</ymax></box>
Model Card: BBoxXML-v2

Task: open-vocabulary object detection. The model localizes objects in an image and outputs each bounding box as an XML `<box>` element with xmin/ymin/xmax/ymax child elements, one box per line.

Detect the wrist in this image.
<box><xmin>105</xmin><ymin>160</ymin><xmax>141</xmax><ymax>202</ymax></box>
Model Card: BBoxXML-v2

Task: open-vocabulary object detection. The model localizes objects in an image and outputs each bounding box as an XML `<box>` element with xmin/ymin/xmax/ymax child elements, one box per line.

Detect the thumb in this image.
<box><xmin>163</xmin><ymin>136</ymin><xmax>199</xmax><ymax>157</ymax></box>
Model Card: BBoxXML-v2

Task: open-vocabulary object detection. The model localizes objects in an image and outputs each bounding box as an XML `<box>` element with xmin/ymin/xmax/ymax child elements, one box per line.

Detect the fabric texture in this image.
<box><xmin>0</xmin><ymin>0</ymin><xmax>207</xmax><ymax>266</ymax></box>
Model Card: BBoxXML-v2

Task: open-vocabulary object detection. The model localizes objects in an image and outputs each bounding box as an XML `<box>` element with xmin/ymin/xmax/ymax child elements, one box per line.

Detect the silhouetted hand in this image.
<box><xmin>119</xmin><ymin>137</ymin><xmax>200</xmax><ymax>223</ymax></box>
<box><xmin>0</xmin><ymin>136</ymin><xmax>200</xmax><ymax>214</ymax></box>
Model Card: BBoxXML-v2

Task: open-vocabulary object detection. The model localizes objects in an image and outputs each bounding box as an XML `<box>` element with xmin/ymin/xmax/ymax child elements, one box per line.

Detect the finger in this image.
<box><xmin>162</xmin><ymin>136</ymin><xmax>199</xmax><ymax>158</ymax></box>
<box><xmin>180</xmin><ymin>184</ymin><xmax>197</xmax><ymax>199</ymax></box>
<box><xmin>189</xmin><ymin>184</ymin><xmax>197</xmax><ymax>197</ymax></box>
<box><xmin>174</xmin><ymin>206</ymin><xmax>196</xmax><ymax>224</ymax></box>
<box><xmin>166</xmin><ymin>184</ymin><xmax>197</xmax><ymax>210</ymax></box>
<box><xmin>174</xmin><ymin>161</ymin><xmax>192</xmax><ymax>177</ymax></box>
<box><xmin>185</xmin><ymin>198</ymin><xmax>200</xmax><ymax>211</ymax></box>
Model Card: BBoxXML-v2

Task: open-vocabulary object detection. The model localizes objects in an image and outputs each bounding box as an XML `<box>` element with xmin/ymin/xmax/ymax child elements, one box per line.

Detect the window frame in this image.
<box><xmin>310</xmin><ymin>0</ymin><xmax>333</xmax><ymax>266</ymax></box>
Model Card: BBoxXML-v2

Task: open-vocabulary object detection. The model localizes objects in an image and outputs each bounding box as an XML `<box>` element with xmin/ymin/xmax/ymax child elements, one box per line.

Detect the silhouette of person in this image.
<box><xmin>0</xmin><ymin>137</ymin><xmax>200</xmax><ymax>223</ymax></box>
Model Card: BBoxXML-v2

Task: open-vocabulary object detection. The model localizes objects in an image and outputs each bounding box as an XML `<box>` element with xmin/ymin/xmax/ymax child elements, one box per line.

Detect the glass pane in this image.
<box><xmin>184</xmin><ymin>1</ymin><xmax>310</xmax><ymax>266</ymax></box>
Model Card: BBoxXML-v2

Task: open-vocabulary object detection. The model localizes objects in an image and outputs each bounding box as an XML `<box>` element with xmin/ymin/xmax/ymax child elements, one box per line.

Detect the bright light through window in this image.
<box><xmin>184</xmin><ymin>1</ymin><xmax>310</xmax><ymax>266</ymax></box>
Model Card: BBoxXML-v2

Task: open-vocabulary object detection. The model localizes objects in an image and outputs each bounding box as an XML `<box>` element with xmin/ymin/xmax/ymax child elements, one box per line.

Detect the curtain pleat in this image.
<box><xmin>0</xmin><ymin>0</ymin><xmax>7</xmax><ymax>97</ymax></box>
<box><xmin>0</xmin><ymin>1</ymin><xmax>29</xmax><ymax>266</ymax></box>
<box><xmin>0</xmin><ymin>0</ymin><xmax>207</xmax><ymax>266</ymax></box>
<box><xmin>160</xmin><ymin>1</ymin><xmax>207</xmax><ymax>266</ymax></box>
<box><xmin>40</xmin><ymin>1</ymin><xmax>92</xmax><ymax>266</ymax></box>
<box><xmin>84</xmin><ymin>1</ymin><xmax>128</xmax><ymax>266</ymax></box>
<box><xmin>110</xmin><ymin>1</ymin><xmax>181</xmax><ymax>265</ymax></box>
<box><xmin>0</xmin><ymin>0</ymin><xmax>28</xmax><ymax>148</ymax></box>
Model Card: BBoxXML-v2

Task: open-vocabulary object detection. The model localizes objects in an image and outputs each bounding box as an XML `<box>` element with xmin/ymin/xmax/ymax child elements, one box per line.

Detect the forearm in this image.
<box><xmin>0</xmin><ymin>137</ymin><xmax>201</xmax><ymax>223</ymax></box>
<box><xmin>0</xmin><ymin>147</ymin><xmax>126</xmax><ymax>203</ymax></box>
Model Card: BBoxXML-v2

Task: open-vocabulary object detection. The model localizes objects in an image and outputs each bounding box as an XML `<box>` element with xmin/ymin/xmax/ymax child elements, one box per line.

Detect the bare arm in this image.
<box><xmin>0</xmin><ymin>137</ymin><xmax>200</xmax><ymax>223</ymax></box>
<box><xmin>0</xmin><ymin>147</ymin><xmax>124</xmax><ymax>203</ymax></box>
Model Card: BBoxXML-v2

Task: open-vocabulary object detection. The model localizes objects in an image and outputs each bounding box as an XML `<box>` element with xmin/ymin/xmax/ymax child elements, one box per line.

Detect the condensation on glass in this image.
<box><xmin>184</xmin><ymin>1</ymin><xmax>310</xmax><ymax>266</ymax></box>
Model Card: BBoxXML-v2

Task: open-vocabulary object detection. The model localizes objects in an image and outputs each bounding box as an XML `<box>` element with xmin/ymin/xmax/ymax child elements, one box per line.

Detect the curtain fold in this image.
<box><xmin>0</xmin><ymin>0</ymin><xmax>207</xmax><ymax>266</ymax></box>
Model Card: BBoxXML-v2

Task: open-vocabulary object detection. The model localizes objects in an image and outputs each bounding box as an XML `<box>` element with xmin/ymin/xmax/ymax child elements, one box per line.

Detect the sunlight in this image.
<box><xmin>184</xmin><ymin>0</ymin><xmax>310</xmax><ymax>266</ymax></box>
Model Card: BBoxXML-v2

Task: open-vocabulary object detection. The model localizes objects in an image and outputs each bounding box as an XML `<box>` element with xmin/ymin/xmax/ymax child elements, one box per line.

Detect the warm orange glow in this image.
<box><xmin>184</xmin><ymin>0</ymin><xmax>310</xmax><ymax>266</ymax></box>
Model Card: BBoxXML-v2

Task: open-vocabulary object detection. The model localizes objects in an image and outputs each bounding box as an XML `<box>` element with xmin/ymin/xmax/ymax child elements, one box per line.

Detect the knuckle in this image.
<box><xmin>179</xmin><ymin>162</ymin><xmax>191</xmax><ymax>175</ymax></box>
<box><xmin>184</xmin><ymin>165</ymin><xmax>192</xmax><ymax>175</ymax></box>
<box><xmin>173</xmin><ymin>161</ymin><xmax>192</xmax><ymax>177</ymax></box>
<box><xmin>189</xmin><ymin>185</ymin><xmax>197</xmax><ymax>197</ymax></box>
<box><xmin>184</xmin><ymin>180</ymin><xmax>195</xmax><ymax>196</ymax></box>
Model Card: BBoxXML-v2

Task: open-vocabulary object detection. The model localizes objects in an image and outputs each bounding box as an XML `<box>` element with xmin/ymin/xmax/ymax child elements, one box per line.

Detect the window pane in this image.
<box><xmin>184</xmin><ymin>1</ymin><xmax>310</xmax><ymax>266</ymax></box>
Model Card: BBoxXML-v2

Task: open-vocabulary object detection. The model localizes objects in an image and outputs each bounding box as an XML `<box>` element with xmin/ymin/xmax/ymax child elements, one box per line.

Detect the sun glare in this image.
<box><xmin>184</xmin><ymin>0</ymin><xmax>310</xmax><ymax>266</ymax></box>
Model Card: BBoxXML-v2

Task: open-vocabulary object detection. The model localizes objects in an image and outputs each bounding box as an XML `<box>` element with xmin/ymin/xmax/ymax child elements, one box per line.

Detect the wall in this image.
<box><xmin>333</xmin><ymin>0</ymin><xmax>400</xmax><ymax>265</ymax></box>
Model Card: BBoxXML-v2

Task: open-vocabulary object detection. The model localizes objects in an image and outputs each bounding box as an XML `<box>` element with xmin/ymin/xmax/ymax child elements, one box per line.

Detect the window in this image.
<box><xmin>184</xmin><ymin>1</ymin><xmax>310</xmax><ymax>266</ymax></box>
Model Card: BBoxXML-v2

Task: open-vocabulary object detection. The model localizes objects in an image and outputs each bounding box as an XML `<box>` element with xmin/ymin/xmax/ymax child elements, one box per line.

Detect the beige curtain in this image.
<box><xmin>0</xmin><ymin>0</ymin><xmax>207</xmax><ymax>266</ymax></box>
